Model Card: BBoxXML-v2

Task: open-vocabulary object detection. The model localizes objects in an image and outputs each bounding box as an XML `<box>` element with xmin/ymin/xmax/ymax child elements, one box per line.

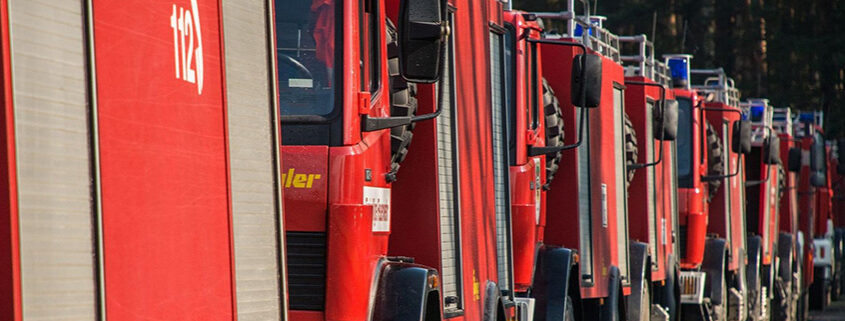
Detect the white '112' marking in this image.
<box><xmin>170</xmin><ymin>0</ymin><xmax>204</xmax><ymax>95</ymax></box>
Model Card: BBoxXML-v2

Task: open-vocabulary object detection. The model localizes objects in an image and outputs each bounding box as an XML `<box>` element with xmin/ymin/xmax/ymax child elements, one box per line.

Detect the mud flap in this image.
<box><xmin>626</xmin><ymin>242</ymin><xmax>649</xmax><ymax>321</ymax></box>
<box><xmin>533</xmin><ymin>247</ymin><xmax>577</xmax><ymax>321</ymax></box>
<box><xmin>600</xmin><ymin>266</ymin><xmax>622</xmax><ymax>321</ymax></box>
<box><xmin>371</xmin><ymin>262</ymin><xmax>439</xmax><ymax>321</ymax></box>
<box><xmin>746</xmin><ymin>236</ymin><xmax>762</xmax><ymax>320</ymax></box>
<box><xmin>702</xmin><ymin>238</ymin><xmax>728</xmax><ymax>306</ymax></box>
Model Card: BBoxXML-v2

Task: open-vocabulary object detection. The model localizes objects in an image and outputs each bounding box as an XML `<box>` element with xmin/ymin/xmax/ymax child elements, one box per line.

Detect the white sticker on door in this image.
<box><xmin>601</xmin><ymin>184</ymin><xmax>608</xmax><ymax>228</ymax></box>
<box><xmin>364</xmin><ymin>186</ymin><xmax>391</xmax><ymax>232</ymax></box>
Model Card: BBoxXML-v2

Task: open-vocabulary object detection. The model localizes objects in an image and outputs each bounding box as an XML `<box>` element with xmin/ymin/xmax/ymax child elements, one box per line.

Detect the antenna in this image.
<box><xmin>651</xmin><ymin>11</ymin><xmax>657</xmax><ymax>44</ymax></box>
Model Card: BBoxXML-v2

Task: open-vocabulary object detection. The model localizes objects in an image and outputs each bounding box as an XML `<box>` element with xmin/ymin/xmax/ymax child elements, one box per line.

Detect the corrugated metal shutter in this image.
<box><xmin>671</xmin><ymin>143</ymin><xmax>681</xmax><ymax>258</ymax></box>
<box><xmin>490</xmin><ymin>31</ymin><xmax>512</xmax><ymax>292</ymax></box>
<box><xmin>9</xmin><ymin>0</ymin><xmax>98</xmax><ymax>319</ymax></box>
<box><xmin>222</xmin><ymin>0</ymin><xmax>285</xmax><ymax>319</ymax></box>
<box><xmin>722</xmin><ymin>122</ymin><xmax>733</xmax><ymax>246</ymax></box>
<box><xmin>647</xmin><ymin>101</ymin><xmax>658</xmax><ymax>267</ymax></box>
<box><xmin>437</xmin><ymin>15</ymin><xmax>462</xmax><ymax>311</ymax></box>
<box><xmin>613</xmin><ymin>87</ymin><xmax>630</xmax><ymax>281</ymax></box>
<box><xmin>578</xmin><ymin>108</ymin><xmax>593</xmax><ymax>278</ymax></box>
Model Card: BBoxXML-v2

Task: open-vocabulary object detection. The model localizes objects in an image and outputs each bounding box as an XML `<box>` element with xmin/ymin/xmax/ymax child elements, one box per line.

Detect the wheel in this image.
<box><xmin>565</xmin><ymin>295</ymin><xmax>575</xmax><ymax>321</ymax></box>
<box><xmin>705</xmin><ymin>121</ymin><xmax>724</xmax><ymax>201</ymax></box>
<box><xmin>542</xmin><ymin>78</ymin><xmax>564</xmax><ymax>188</ymax></box>
<box><xmin>711</xmin><ymin>274</ymin><xmax>728</xmax><ymax>321</ymax></box>
<box><xmin>386</xmin><ymin>20</ymin><xmax>418</xmax><ymax>176</ymax></box>
<box><xmin>639</xmin><ymin>280</ymin><xmax>651</xmax><ymax>321</ymax></box>
<box><xmin>624</xmin><ymin>113</ymin><xmax>638</xmax><ymax>189</ymax></box>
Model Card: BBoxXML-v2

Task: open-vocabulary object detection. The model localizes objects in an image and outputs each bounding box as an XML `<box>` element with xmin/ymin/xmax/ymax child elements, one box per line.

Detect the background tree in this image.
<box><xmin>514</xmin><ymin>0</ymin><xmax>845</xmax><ymax>138</ymax></box>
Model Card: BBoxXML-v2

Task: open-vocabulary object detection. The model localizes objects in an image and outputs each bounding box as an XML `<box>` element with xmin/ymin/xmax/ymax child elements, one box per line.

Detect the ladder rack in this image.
<box><xmin>691</xmin><ymin>68</ymin><xmax>741</xmax><ymax>107</ymax></box>
<box><xmin>617</xmin><ymin>34</ymin><xmax>672</xmax><ymax>86</ymax></box>
<box><xmin>532</xmin><ymin>0</ymin><xmax>620</xmax><ymax>62</ymax></box>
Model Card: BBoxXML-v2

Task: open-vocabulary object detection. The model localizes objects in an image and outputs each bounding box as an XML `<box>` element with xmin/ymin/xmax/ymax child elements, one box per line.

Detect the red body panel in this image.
<box><xmin>778</xmin><ymin>134</ymin><xmax>800</xmax><ymax>254</ymax></box>
<box><xmin>625</xmin><ymin>77</ymin><xmax>677</xmax><ymax>282</ymax></box>
<box><xmin>0</xmin><ymin>1</ymin><xmax>21</xmax><ymax>318</ymax></box>
<box><xmin>93</xmin><ymin>1</ymin><xmax>236</xmax><ymax>319</ymax></box>
<box><xmin>544</xmin><ymin>42</ymin><xmax>630</xmax><ymax>299</ymax></box>
<box><xmin>798</xmin><ymin>135</ymin><xmax>817</xmax><ymax>285</ymax></box>
<box><xmin>704</xmin><ymin>102</ymin><xmax>746</xmax><ymax>272</ymax></box>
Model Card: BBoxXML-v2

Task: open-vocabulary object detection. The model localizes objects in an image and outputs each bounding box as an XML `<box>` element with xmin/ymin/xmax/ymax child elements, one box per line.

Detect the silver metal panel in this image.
<box><xmin>613</xmin><ymin>87</ymin><xmax>629</xmax><ymax>281</ymax></box>
<box><xmin>437</xmin><ymin>17</ymin><xmax>462</xmax><ymax>310</ymax></box>
<box><xmin>489</xmin><ymin>31</ymin><xmax>512</xmax><ymax>292</ymax></box>
<box><xmin>222</xmin><ymin>0</ymin><xmax>284</xmax><ymax>319</ymax></box>
<box><xmin>577</xmin><ymin>108</ymin><xmax>593</xmax><ymax>278</ymax></box>
<box><xmin>646</xmin><ymin>101</ymin><xmax>657</xmax><ymax>265</ymax></box>
<box><xmin>8</xmin><ymin>0</ymin><xmax>98</xmax><ymax>319</ymax></box>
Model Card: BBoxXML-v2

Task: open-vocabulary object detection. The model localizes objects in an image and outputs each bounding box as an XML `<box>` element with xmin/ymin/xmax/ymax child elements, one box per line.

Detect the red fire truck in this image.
<box><xmin>667</xmin><ymin>55</ymin><xmax>753</xmax><ymax>321</ymax></box>
<box><xmin>771</xmin><ymin>107</ymin><xmax>806</xmax><ymax>321</ymax></box>
<box><xmin>742</xmin><ymin>99</ymin><xmax>783</xmax><ymax>321</ymax></box>
<box><xmin>521</xmin><ymin>4</ymin><xmax>638</xmax><ymax>320</ymax></box>
<box><xmin>1</xmin><ymin>0</ymin><xmax>289</xmax><ymax>320</ymax></box>
<box><xmin>619</xmin><ymin>34</ymin><xmax>681</xmax><ymax>321</ymax></box>
<box><xmin>791</xmin><ymin>111</ymin><xmax>828</xmax><ymax>312</ymax></box>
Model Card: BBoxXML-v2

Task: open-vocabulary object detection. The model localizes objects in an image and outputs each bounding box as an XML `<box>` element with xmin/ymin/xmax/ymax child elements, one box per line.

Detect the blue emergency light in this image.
<box><xmin>799</xmin><ymin>112</ymin><xmax>815</xmax><ymax>123</ymax></box>
<box><xmin>750</xmin><ymin>105</ymin><xmax>765</xmax><ymax>122</ymax></box>
<box><xmin>667</xmin><ymin>57</ymin><xmax>690</xmax><ymax>88</ymax></box>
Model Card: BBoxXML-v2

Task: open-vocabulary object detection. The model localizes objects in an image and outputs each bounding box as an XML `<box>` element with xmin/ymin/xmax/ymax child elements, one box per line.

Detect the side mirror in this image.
<box><xmin>398</xmin><ymin>0</ymin><xmax>447</xmax><ymax>83</ymax></box>
<box><xmin>811</xmin><ymin>144</ymin><xmax>824</xmax><ymax>172</ymax></box>
<box><xmin>571</xmin><ymin>54</ymin><xmax>603</xmax><ymax>108</ymax></box>
<box><xmin>654</xmin><ymin>99</ymin><xmax>678</xmax><ymax>141</ymax></box>
<box><xmin>811</xmin><ymin>171</ymin><xmax>826</xmax><ymax>187</ymax></box>
<box><xmin>731</xmin><ymin>120</ymin><xmax>752</xmax><ymax>154</ymax></box>
<box><xmin>764</xmin><ymin>135</ymin><xmax>781</xmax><ymax>165</ymax></box>
<box><xmin>788</xmin><ymin>147</ymin><xmax>802</xmax><ymax>172</ymax></box>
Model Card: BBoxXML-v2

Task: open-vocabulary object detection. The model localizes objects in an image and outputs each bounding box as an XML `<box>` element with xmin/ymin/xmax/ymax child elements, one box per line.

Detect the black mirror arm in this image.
<box><xmin>528</xmin><ymin>107</ymin><xmax>587</xmax><ymax>156</ymax></box>
<box><xmin>624</xmin><ymin>81</ymin><xmax>668</xmax><ymax>170</ymax></box>
<box><xmin>702</xmin><ymin>152</ymin><xmax>742</xmax><ymax>181</ymax></box>
<box><xmin>527</xmin><ymin>38</ymin><xmax>590</xmax><ymax>157</ymax></box>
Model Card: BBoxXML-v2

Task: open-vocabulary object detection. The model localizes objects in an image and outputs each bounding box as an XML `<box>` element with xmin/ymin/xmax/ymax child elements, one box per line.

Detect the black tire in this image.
<box><xmin>712</xmin><ymin>274</ymin><xmax>728</xmax><ymax>321</ymax></box>
<box><xmin>624</xmin><ymin>113</ymin><xmax>638</xmax><ymax>189</ymax></box>
<box><xmin>542</xmin><ymin>78</ymin><xmax>565</xmax><ymax>188</ymax></box>
<box><xmin>705</xmin><ymin>121</ymin><xmax>724</xmax><ymax>201</ymax></box>
<box><xmin>386</xmin><ymin>20</ymin><xmax>417</xmax><ymax>176</ymax></box>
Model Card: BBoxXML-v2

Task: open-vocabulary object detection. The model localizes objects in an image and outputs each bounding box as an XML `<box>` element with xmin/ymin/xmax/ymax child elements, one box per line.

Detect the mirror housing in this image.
<box><xmin>763</xmin><ymin>135</ymin><xmax>780</xmax><ymax>165</ymax></box>
<box><xmin>811</xmin><ymin>143</ymin><xmax>824</xmax><ymax>172</ymax></box>
<box><xmin>398</xmin><ymin>0</ymin><xmax>447</xmax><ymax>83</ymax></box>
<box><xmin>788</xmin><ymin>147</ymin><xmax>802</xmax><ymax>172</ymax></box>
<box><xmin>654</xmin><ymin>99</ymin><xmax>678</xmax><ymax>141</ymax></box>
<box><xmin>811</xmin><ymin>171</ymin><xmax>826</xmax><ymax>187</ymax></box>
<box><xmin>571</xmin><ymin>54</ymin><xmax>603</xmax><ymax>108</ymax></box>
<box><xmin>732</xmin><ymin>120</ymin><xmax>752</xmax><ymax>154</ymax></box>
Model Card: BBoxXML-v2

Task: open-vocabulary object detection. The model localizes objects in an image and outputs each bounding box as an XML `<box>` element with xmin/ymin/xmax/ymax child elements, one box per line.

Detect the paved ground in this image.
<box><xmin>810</xmin><ymin>299</ymin><xmax>845</xmax><ymax>320</ymax></box>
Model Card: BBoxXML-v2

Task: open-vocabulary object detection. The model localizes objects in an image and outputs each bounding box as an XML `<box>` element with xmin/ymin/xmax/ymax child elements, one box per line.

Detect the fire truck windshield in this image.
<box><xmin>275</xmin><ymin>0</ymin><xmax>339</xmax><ymax>117</ymax></box>
<box><xmin>676</xmin><ymin>97</ymin><xmax>694</xmax><ymax>187</ymax></box>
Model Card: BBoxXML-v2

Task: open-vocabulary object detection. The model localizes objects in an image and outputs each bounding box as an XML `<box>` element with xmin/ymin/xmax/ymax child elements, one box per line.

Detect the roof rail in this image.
<box><xmin>617</xmin><ymin>34</ymin><xmax>671</xmax><ymax>86</ymax></box>
<box><xmin>771</xmin><ymin>107</ymin><xmax>793</xmax><ymax>136</ymax></box>
<box><xmin>532</xmin><ymin>0</ymin><xmax>620</xmax><ymax>62</ymax></box>
<box><xmin>690</xmin><ymin>68</ymin><xmax>740</xmax><ymax>107</ymax></box>
<box><xmin>740</xmin><ymin>98</ymin><xmax>773</xmax><ymax>144</ymax></box>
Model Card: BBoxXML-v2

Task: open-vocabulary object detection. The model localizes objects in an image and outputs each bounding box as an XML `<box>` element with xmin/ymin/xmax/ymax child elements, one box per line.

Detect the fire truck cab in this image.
<box><xmin>668</xmin><ymin>55</ymin><xmax>753</xmax><ymax>321</ymax></box>
<box><xmin>772</xmin><ymin>107</ymin><xmax>806</xmax><ymax>321</ymax></box>
<box><xmin>742</xmin><ymin>98</ymin><xmax>783</xmax><ymax>321</ymax></box>
<box><xmin>619</xmin><ymin>34</ymin><xmax>681</xmax><ymax>321</ymax></box>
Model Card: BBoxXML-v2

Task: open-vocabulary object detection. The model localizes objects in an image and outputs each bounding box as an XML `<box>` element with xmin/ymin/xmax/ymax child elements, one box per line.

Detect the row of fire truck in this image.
<box><xmin>1</xmin><ymin>0</ymin><xmax>844</xmax><ymax>320</ymax></box>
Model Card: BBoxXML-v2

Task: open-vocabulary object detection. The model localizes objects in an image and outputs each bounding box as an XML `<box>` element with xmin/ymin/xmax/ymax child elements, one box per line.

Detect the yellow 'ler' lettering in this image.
<box><xmin>282</xmin><ymin>168</ymin><xmax>322</xmax><ymax>188</ymax></box>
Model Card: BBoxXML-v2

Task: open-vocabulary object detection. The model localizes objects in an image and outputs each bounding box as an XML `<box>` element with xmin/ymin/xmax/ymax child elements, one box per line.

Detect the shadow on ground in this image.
<box><xmin>810</xmin><ymin>299</ymin><xmax>845</xmax><ymax>320</ymax></box>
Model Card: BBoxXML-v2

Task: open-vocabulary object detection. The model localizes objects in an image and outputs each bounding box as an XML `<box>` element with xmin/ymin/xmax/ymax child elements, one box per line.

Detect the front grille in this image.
<box><xmin>679</xmin><ymin>225</ymin><xmax>688</xmax><ymax>260</ymax></box>
<box><xmin>286</xmin><ymin>232</ymin><xmax>327</xmax><ymax>310</ymax></box>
